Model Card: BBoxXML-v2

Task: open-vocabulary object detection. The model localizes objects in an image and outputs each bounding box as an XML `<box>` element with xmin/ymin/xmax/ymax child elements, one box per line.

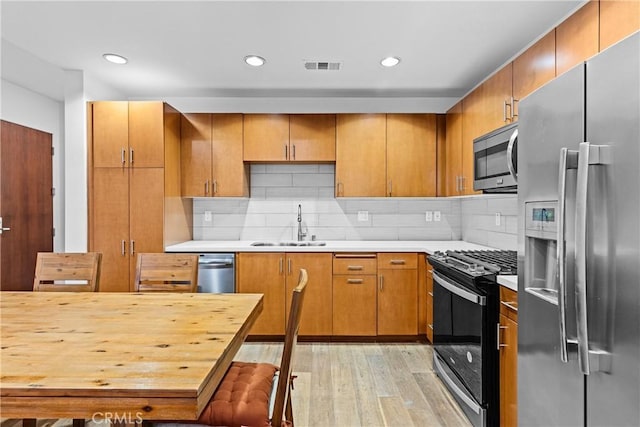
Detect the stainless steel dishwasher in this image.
<box><xmin>197</xmin><ymin>253</ymin><xmax>235</xmax><ymax>293</ymax></box>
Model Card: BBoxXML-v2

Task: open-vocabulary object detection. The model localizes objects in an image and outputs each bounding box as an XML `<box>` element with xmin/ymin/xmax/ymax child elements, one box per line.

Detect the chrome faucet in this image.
<box><xmin>297</xmin><ymin>204</ymin><xmax>307</xmax><ymax>241</ymax></box>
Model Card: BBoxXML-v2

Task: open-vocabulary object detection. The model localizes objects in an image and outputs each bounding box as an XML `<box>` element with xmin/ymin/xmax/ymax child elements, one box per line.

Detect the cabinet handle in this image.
<box><xmin>130</xmin><ymin>240</ymin><xmax>135</xmax><ymax>256</ymax></box>
<box><xmin>347</xmin><ymin>278</ymin><xmax>364</xmax><ymax>284</ymax></box>
<box><xmin>388</xmin><ymin>179</ymin><xmax>392</xmax><ymax>197</ymax></box>
<box><xmin>205</xmin><ymin>180</ymin><xmax>209</xmax><ymax>195</ymax></box>
<box><xmin>428</xmin><ymin>292</ymin><xmax>434</xmax><ymax>297</ymax></box>
<box><xmin>503</xmin><ymin>99</ymin><xmax>510</xmax><ymax>122</ymax></box>
<box><xmin>129</xmin><ymin>148</ymin><xmax>134</xmax><ymax>164</ymax></box>
<box><xmin>379</xmin><ymin>275</ymin><xmax>384</xmax><ymax>291</ymax></box>
<box><xmin>336</xmin><ymin>182</ymin><xmax>343</xmax><ymax>197</ymax></box>
<box><xmin>500</xmin><ymin>300</ymin><xmax>518</xmax><ymax>312</ymax></box>
<box><xmin>390</xmin><ymin>259</ymin><xmax>406</xmax><ymax>265</ymax></box>
<box><xmin>213</xmin><ymin>180</ymin><xmax>217</xmax><ymax>195</ymax></box>
<box><xmin>511</xmin><ymin>96</ymin><xmax>519</xmax><ymax>119</ymax></box>
<box><xmin>121</xmin><ymin>148</ymin><xmax>126</xmax><ymax>166</ymax></box>
<box><xmin>428</xmin><ymin>324</ymin><xmax>433</xmax><ymax>330</ymax></box>
<box><xmin>292</xmin><ymin>144</ymin><xmax>296</xmax><ymax>160</ymax></box>
<box><xmin>279</xmin><ymin>257</ymin><xmax>284</xmax><ymax>274</ymax></box>
<box><xmin>121</xmin><ymin>239</ymin><xmax>126</xmax><ymax>256</ymax></box>
<box><xmin>461</xmin><ymin>176</ymin><xmax>465</xmax><ymax>192</ymax></box>
<box><xmin>347</xmin><ymin>265</ymin><xmax>364</xmax><ymax>271</ymax></box>
<box><xmin>497</xmin><ymin>323</ymin><xmax>508</xmax><ymax>350</ymax></box>
<box><xmin>284</xmin><ymin>144</ymin><xmax>288</xmax><ymax>160</ymax></box>
<box><xmin>288</xmin><ymin>258</ymin><xmax>292</xmax><ymax>275</ymax></box>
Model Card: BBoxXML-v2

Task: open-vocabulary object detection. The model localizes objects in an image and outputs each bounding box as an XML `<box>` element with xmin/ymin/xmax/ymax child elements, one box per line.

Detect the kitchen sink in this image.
<box><xmin>250</xmin><ymin>241</ymin><xmax>326</xmax><ymax>247</ymax></box>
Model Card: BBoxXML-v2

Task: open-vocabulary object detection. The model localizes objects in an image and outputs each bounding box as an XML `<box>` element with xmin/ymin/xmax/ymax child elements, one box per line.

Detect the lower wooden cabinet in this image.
<box><xmin>499</xmin><ymin>286</ymin><xmax>518</xmax><ymax>427</ymax></box>
<box><xmin>377</xmin><ymin>253</ymin><xmax>418</xmax><ymax>335</ymax></box>
<box><xmin>426</xmin><ymin>261</ymin><xmax>434</xmax><ymax>343</ymax></box>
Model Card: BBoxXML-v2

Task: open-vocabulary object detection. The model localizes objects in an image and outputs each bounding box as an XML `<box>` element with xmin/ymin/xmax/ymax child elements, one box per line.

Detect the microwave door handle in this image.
<box><xmin>507</xmin><ymin>129</ymin><xmax>518</xmax><ymax>182</ymax></box>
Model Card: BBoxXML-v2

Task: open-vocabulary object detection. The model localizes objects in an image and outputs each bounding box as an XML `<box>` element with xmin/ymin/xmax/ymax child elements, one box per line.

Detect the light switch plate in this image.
<box><xmin>357</xmin><ymin>211</ymin><xmax>369</xmax><ymax>221</ymax></box>
<box><xmin>204</xmin><ymin>211</ymin><xmax>212</xmax><ymax>223</ymax></box>
<box><xmin>425</xmin><ymin>211</ymin><xmax>433</xmax><ymax>222</ymax></box>
<box><xmin>434</xmin><ymin>211</ymin><xmax>441</xmax><ymax>222</ymax></box>
<box><xmin>495</xmin><ymin>212</ymin><xmax>501</xmax><ymax>226</ymax></box>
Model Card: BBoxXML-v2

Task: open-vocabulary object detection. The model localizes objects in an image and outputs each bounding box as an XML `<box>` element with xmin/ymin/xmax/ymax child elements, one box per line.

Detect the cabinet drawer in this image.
<box><xmin>377</xmin><ymin>253</ymin><xmax>417</xmax><ymax>269</ymax></box>
<box><xmin>500</xmin><ymin>286</ymin><xmax>518</xmax><ymax>322</ymax></box>
<box><xmin>333</xmin><ymin>254</ymin><xmax>377</xmax><ymax>275</ymax></box>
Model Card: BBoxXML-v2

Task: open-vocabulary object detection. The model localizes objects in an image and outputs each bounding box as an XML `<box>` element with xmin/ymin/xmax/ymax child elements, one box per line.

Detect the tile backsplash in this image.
<box><xmin>192</xmin><ymin>164</ymin><xmax>517</xmax><ymax>249</ymax></box>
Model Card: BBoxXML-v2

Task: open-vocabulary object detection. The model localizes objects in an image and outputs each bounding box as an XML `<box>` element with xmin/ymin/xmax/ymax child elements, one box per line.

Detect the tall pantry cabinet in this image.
<box><xmin>88</xmin><ymin>101</ymin><xmax>191</xmax><ymax>291</ymax></box>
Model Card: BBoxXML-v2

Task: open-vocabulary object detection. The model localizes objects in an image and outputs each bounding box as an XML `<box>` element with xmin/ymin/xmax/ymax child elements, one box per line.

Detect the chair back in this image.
<box><xmin>134</xmin><ymin>253</ymin><xmax>199</xmax><ymax>292</ymax></box>
<box><xmin>33</xmin><ymin>252</ymin><xmax>102</xmax><ymax>292</ymax></box>
<box><xmin>271</xmin><ymin>268</ymin><xmax>308</xmax><ymax>427</ymax></box>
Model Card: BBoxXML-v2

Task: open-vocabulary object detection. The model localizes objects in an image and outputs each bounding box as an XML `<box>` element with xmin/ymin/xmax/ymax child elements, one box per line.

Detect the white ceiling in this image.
<box><xmin>1</xmin><ymin>0</ymin><xmax>584</xmax><ymax>110</ymax></box>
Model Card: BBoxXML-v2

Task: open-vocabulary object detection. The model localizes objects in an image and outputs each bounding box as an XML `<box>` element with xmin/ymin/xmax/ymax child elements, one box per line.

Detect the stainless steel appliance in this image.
<box><xmin>197</xmin><ymin>253</ymin><xmax>235</xmax><ymax>293</ymax></box>
<box><xmin>518</xmin><ymin>32</ymin><xmax>639</xmax><ymax>426</ymax></box>
<box><xmin>429</xmin><ymin>250</ymin><xmax>517</xmax><ymax>427</ymax></box>
<box><xmin>473</xmin><ymin>122</ymin><xmax>518</xmax><ymax>193</ymax></box>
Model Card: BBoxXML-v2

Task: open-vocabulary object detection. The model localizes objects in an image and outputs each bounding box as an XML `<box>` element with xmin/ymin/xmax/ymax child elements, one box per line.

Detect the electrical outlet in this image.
<box><xmin>357</xmin><ymin>211</ymin><xmax>369</xmax><ymax>221</ymax></box>
<box><xmin>425</xmin><ymin>211</ymin><xmax>433</xmax><ymax>222</ymax></box>
<box><xmin>434</xmin><ymin>211</ymin><xmax>441</xmax><ymax>222</ymax></box>
<box><xmin>204</xmin><ymin>211</ymin><xmax>212</xmax><ymax>223</ymax></box>
<box><xmin>495</xmin><ymin>212</ymin><xmax>501</xmax><ymax>226</ymax></box>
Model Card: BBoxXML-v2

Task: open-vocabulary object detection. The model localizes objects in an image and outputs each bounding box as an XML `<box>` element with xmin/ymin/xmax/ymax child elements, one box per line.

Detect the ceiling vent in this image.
<box><xmin>304</xmin><ymin>61</ymin><xmax>341</xmax><ymax>71</ymax></box>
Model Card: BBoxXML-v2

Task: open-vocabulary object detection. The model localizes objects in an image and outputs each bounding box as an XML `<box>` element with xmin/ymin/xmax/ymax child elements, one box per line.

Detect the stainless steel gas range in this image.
<box><xmin>428</xmin><ymin>250</ymin><xmax>517</xmax><ymax>427</ymax></box>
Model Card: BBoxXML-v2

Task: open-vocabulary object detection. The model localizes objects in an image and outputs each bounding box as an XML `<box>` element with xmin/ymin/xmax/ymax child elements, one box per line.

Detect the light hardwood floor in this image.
<box><xmin>2</xmin><ymin>342</ymin><xmax>470</xmax><ymax>427</ymax></box>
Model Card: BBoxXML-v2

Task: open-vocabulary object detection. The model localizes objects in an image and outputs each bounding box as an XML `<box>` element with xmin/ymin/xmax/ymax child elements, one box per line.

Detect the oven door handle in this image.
<box><xmin>433</xmin><ymin>271</ymin><xmax>486</xmax><ymax>306</ymax></box>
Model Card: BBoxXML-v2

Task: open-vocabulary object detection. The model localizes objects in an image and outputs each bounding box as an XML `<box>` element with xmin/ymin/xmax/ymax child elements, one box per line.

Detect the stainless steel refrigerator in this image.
<box><xmin>517</xmin><ymin>31</ymin><xmax>639</xmax><ymax>426</ymax></box>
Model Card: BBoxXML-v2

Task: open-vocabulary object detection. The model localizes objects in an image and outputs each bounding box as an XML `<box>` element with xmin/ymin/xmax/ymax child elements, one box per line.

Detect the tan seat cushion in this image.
<box><xmin>198</xmin><ymin>361</ymin><xmax>278</xmax><ymax>427</ymax></box>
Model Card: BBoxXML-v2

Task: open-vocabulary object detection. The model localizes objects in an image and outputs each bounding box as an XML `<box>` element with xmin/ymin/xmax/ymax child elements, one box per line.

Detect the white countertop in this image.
<box><xmin>497</xmin><ymin>275</ymin><xmax>518</xmax><ymax>292</ymax></box>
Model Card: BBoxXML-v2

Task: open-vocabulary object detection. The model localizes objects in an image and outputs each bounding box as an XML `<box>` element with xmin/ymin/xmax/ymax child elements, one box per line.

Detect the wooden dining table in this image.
<box><xmin>0</xmin><ymin>291</ymin><xmax>263</xmax><ymax>421</ymax></box>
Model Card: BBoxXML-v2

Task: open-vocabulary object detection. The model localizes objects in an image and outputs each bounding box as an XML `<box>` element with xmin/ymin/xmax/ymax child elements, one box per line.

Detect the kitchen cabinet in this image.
<box><xmin>335</xmin><ymin>114</ymin><xmax>386</xmax><ymax>197</ymax></box>
<box><xmin>556</xmin><ymin>0</ymin><xmax>599</xmax><ymax>77</ymax></box>
<box><xmin>599</xmin><ymin>0</ymin><xmax>640</xmax><ymax>51</ymax></box>
<box><xmin>181</xmin><ymin>113</ymin><xmax>248</xmax><ymax>197</ymax></box>
<box><xmin>243</xmin><ymin>114</ymin><xmax>290</xmax><ymax>161</ymax></box>
<box><xmin>377</xmin><ymin>253</ymin><xmax>418</xmax><ymax>335</ymax></box>
<box><xmin>386</xmin><ymin>114</ymin><xmax>437</xmax><ymax>196</ymax></box>
<box><xmin>332</xmin><ymin>254</ymin><xmax>378</xmax><ymax>336</ymax></box>
<box><xmin>445</xmin><ymin>101</ymin><xmax>467</xmax><ymax>196</ymax></box>
<box><xmin>289</xmin><ymin>114</ymin><xmax>336</xmax><ymax>161</ymax></box>
<box><xmin>89</xmin><ymin>101</ymin><xmax>187</xmax><ymax>291</ymax></box>
<box><xmin>513</xmin><ymin>30</ymin><xmax>556</xmax><ymax>107</ymax></box>
<box><xmin>499</xmin><ymin>286</ymin><xmax>518</xmax><ymax>427</ymax></box>
<box><xmin>237</xmin><ymin>252</ymin><xmax>332</xmax><ymax>336</ymax></box>
<box><xmin>480</xmin><ymin>63</ymin><xmax>514</xmax><ymax>131</ymax></box>
<box><xmin>425</xmin><ymin>257</ymin><xmax>434</xmax><ymax>343</ymax></box>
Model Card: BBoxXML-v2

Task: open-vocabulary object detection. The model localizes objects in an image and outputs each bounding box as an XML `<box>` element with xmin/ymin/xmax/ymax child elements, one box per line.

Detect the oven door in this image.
<box><xmin>432</xmin><ymin>270</ymin><xmax>487</xmax><ymax>404</ymax></box>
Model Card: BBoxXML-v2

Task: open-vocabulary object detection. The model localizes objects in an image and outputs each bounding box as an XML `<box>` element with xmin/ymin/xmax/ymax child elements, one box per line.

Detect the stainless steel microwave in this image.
<box><xmin>473</xmin><ymin>122</ymin><xmax>518</xmax><ymax>193</ymax></box>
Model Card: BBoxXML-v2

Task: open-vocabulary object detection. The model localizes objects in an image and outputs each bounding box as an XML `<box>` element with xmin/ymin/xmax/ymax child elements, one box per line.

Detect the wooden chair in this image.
<box><xmin>32</xmin><ymin>252</ymin><xmax>102</xmax><ymax>292</ymax></box>
<box><xmin>134</xmin><ymin>253</ymin><xmax>199</xmax><ymax>293</ymax></box>
<box><xmin>158</xmin><ymin>268</ymin><xmax>308</xmax><ymax>427</ymax></box>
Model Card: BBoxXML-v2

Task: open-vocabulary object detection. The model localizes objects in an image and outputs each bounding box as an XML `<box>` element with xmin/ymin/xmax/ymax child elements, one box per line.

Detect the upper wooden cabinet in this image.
<box><xmin>556</xmin><ymin>0</ymin><xmax>599</xmax><ymax>76</ymax></box>
<box><xmin>386</xmin><ymin>114</ymin><xmax>437</xmax><ymax>197</ymax></box>
<box><xmin>513</xmin><ymin>30</ymin><xmax>557</xmax><ymax>105</ymax></box>
<box><xmin>289</xmin><ymin>114</ymin><xmax>336</xmax><ymax>161</ymax></box>
<box><xmin>181</xmin><ymin>113</ymin><xmax>248</xmax><ymax>197</ymax></box>
<box><xmin>480</xmin><ymin>63</ymin><xmax>514</xmax><ymax>132</ymax></box>
<box><xmin>445</xmin><ymin>101</ymin><xmax>464</xmax><ymax>196</ymax></box>
<box><xmin>91</xmin><ymin>101</ymin><xmax>129</xmax><ymax>168</ymax></box>
<box><xmin>335</xmin><ymin>114</ymin><xmax>387</xmax><ymax>197</ymax></box>
<box><xmin>600</xmin><ymin>0</ymin><xmax>640</xmax><ymax>51</ymax></box>
<box><xmin>243</xmin><ymin>114</ymin><xmax>290</xmax><ymax>161</ymax></box>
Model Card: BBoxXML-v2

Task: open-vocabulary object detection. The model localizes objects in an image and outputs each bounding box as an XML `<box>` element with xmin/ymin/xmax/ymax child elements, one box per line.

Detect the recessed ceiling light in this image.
<box><xmin>103</xmin><ymin>53</ymin><xmax>128</xmax><ymax>65</ymax></box>
<box><xmin>244</xmin><ymin>55</ymin><xmax>266</xmax><ymax>67</ymax></box>
<box><xmin>381</xmin><ymin>56</ymin><xmax>401</xmax><ymax>67</ymax></box>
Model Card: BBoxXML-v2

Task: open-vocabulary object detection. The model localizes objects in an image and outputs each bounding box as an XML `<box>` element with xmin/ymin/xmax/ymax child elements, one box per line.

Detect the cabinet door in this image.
<box><xmin>600</xmin><ymin>0</ymin><xmax>640</xmax><ymax>51</ymax></box>
<box><xmin>237</xmin><ymin>253</ymin><xmax>286</xmax><ymax>335</ymax></box>
<box><xmin>128</xmin><ymin>102</ymin><xmax>165</xmax><ymax>168</ymax></box>
<box><xmin>243</xmin><ymin>114</ymin><xmax>290</xmax><ymax>161</ymax></box>
<box><xmin>386</xmin><ymin>114</ymin><xmax>437</xmax><ymax>197</ymax></box>
<box><xmin>181</xmin><ymin>113</ymin><xmax>212</xmax><ymax>197</ymax></box>
<box><xmin>211</xmin><ymin>114</ymin><xmax>248</xmax><ymax>196</ymax></box>
<box><xmin>461</xmin><ymin>91</ymin><xmax>482</xmax><ymax>195</ymax></box>
<box><xmin>333</xmin><ymin>275</ymin><xmax>377</xmax><ymax>336</ymax></box>
<box><xmin>91</xmin><ymin>168</ymin><xmax>130</xmax><ymax>292</ymax></box>
<box><xmin>335</xmin><ymin>114</ymin><xmax>386</xmax><ymax>197</ymax></box>
<box><xmin>500</xmin><ymin>314</ymin><xmax>518</xmax><ymax>427</ymax></box>
<box><xmin>513</xmin><ymin>30</ymin><xmax>556</xmax><ymax>103</ymax></box>
<box><xmin>426</xmin><ymin>263</ymin><xmax>434</xmax><ymax>343</ymax></box>
<box><xmin>91</xmin><ymin>101</ymin><xmax>129</xmax><ymax>168</ymax></box>
<box><xmin>481</xmin><ymin>63</ymin><xmax>514</xmax><ymax>132</ymax></box>
<box><xmin>556</xmin><ymin>0</ymin><xmax>599</xmax><ymax>77</ymax></box>
<box><xmin>289</xmin><ymin>114</ymin><xmax>336</xmax><ymax>161</ymax></box>
<box><xmin>445</xmin><ymin>102</ymin><xmax>463</xmax><ymax>196</ymax></box>
<box><xmin>377</xmin><ymin>269</ymin><xmax>418</xmax><ymax>335</ymax></box>
<box><xmin>285</xmin><ymin>253</ymin><xmax>332</xmax><ymax>335</ymax></box>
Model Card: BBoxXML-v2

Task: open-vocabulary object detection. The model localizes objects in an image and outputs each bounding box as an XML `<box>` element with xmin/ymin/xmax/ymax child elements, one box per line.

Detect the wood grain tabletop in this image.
<box><xmin>0</xmin><ymin>291</ymin><xmax>263</xmax><ymax>420</ymax></box>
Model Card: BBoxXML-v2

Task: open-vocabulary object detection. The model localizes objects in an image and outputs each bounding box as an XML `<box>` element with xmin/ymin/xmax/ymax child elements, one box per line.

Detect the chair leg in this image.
<box><xmin>72</xmin><ymin>419</ymin><xmax>85</xmax><ymax>427</ymax></box>
<box><xmin>285</xmin><ymin>390</ymin><xmax>294</xmax><ymax>427</ymax></box>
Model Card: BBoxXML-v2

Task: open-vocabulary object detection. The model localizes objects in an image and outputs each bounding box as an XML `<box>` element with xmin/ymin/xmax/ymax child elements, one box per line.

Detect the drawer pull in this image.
<box><xmin>428</xmin><ymin>292</ymin><xmax>434</xmax><ymax>297</ymax></box>
<box><xmin>501</xmin><ymin>301</ymin><xmax>518</xmax><ymax>312</ymax></box>
<box><xmin>347</xmin><ymin>265</ymin><xmax>363</xmax><ymax>271</ymax></box>
<box><xmin>390</xmin><ymin>260</ymin><xmax>406</xmax><ymax>265</ymax></box>
<box><xmin>428</xmin><ymin>324</ymin><xmax>433</xmax><ymax>330</ymax></box>
<box><xmin>347</xmin><ymin>279</ymin><xmax>364</xmax><ymax>284</ymax></box>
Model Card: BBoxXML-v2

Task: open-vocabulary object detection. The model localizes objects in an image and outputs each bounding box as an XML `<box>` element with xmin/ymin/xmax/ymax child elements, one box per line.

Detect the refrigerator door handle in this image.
<box><xmin>575</xmin><ymin>142</ymin><xmax>613</xmax><ymax>375</ymax></box>
<box><xmin>557</xmin><ymin>147</ymin><xmax>578</xmax><ymax>363</ymax></box>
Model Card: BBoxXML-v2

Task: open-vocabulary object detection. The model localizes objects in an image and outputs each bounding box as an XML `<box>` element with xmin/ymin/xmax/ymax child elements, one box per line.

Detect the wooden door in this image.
<box><xmin>378</xmin><ymin>269</ymin><xmax>418</xmax><ymax>335</ymax></box>
<box><xmin>461</xmin><ymin>91</ymin><xmax>482</xmax><ymax>195</ymax></box>
<box><xmin>386</xmin><ymin>114</ymin><xmax>437</xmax><ymax>196</ymax></box>
<box><xmin>91</xmin><ymin>101</ymin><xmax>129</xmax><ymax>168</ymax></box>
<box><xmin>332</xmin><ymin>275</ymin><xmax>377</xmax><ymax>336</ymax></box>
<box><xmin>481</xmin><ymin>63</ymin><xmax>513</xmax><ymax>132</ymax></box>
<box><xmin>289</xmin><ymin>114</ymin><xmax>336</xmax><ymax>161</ymax></box>
<box><xmin>237</xmin><ymin>252</ymin><xmax>286</xmax><ymax>335</ymax></box>
<box><xmin>128</xmin><ymin>101</ymin><xmax>165</xmax><ymax>168</ymax></box>
<box><xmin>556</xmin><ymin>0</ymin><xmax>599</xmax><ymax>76</ymax></box>
<box><xmin>0</xmin><ymin>121</ymin><xmax>53</xmax><ymax>291</ymax></box>
<box><xmin>499</xmin><ymin>314</ymin><xmax>518</xmax><ymax>427</ymax></box>
<box><xmin>446</xmin><ymin>102</ymin><xmax>463</xmax><ymax>196</ymax></box>
<box><xmin>243</xmin><ymin>114</ymin><xmax>290</xmax><ymax>161</ymax></box>
<box><xmin>513</xmin><ymin>30</ymin><xmax>556</xmax><ymax>103</ymax></box>
<box><xmin>600</xmin><ymin>0</ymin><xmax>640</xmax><ymax>51</ymax></box>
<box><xmin>335</xmin><ymin>114</ymin><xmax>386</xmax><ymax>197</ymax></box>
<box><xmin>91</xmin><ymin>168</ymin><xmax>130</xmax><ymax>292</ymax></box>
<box><xmin>211</xmin><ymin>114</ymin><xmax>248</xmax><ymax>196</ymax></box>
<box><xmin>181</xmin><ymin>113</ymin><xmax>212</xmax><ymax>197</ymax></box>
<box><xmin>285</xmin><ymin>252</ymin><xmax>332</xmax><ymax>336</ymax></box>
<box><xmin>425</xmin><ymin>260</ymin><xmax>434</xmax><ymax>343</ymax></box>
